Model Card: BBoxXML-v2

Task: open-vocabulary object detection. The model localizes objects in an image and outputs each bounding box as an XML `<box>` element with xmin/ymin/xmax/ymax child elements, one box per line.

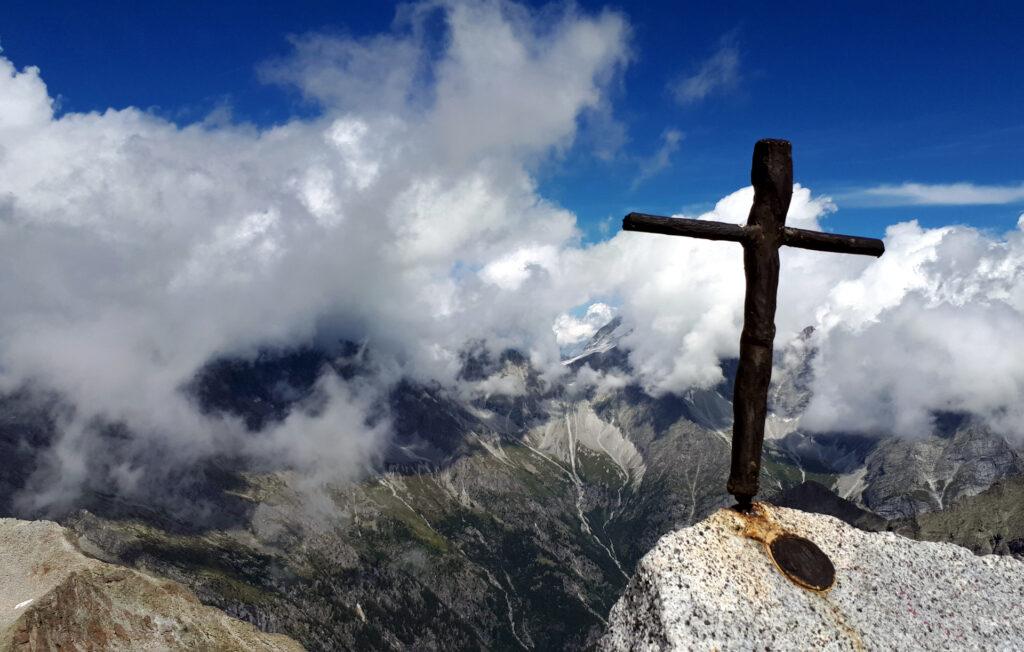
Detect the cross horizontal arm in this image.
<box><xmin>622</xmin><ymin>212</ymin><xmax>748</xmax><ymax>243</ymax></box>
<box><xmin>782</xmin><ymin>227</ymin><xmax>885</xmax><ymax>257</ymax></box>
<box><xmin>622</xmin><ymin>212</ymin><xmax>885</xmax><ymax>257</ymax></box>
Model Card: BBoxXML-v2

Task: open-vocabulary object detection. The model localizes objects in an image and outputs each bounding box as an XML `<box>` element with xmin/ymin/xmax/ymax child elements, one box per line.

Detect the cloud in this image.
<box><xmin>566</xmin><ymin>363</ymin><xmax>630</xmax><ymax>398</ymax></box>
<box><xmin>553</xmin><ymin>302</ymin><xmax>616</xmax><ymax>346</ymax></box>
<box><xmin>2</xmin><ymin>0</ymin><xmax>1024</xmax><ymax>518</ymax></box>
<box><xmin>259</xmin><ymin>28</ymin><xmax>425</xmax><ymax>114</ymax></box>
<box><xmin>802</xmin><ymin>220</ymin><xmax>1024</xmax><ymax>436</ymax></box>
<box><xmin>0</xmin><ymin>0</ymin><xmax>631</xmax><ymax>512</ymax></box>
<box><xmin>669</xmin><ymin>37</ymin><xmax>740</xmax><ymax>105</ymax></box>
<box><xmin>578</xmin><ymin>185</ymin><xmax>851</xmax><ymax>393</ymax></box>
<box><xmin>558</xmin><ymin>188</ymin><xmax>1024</xmax><ymax>442</ymax></box>
<box><xmin>852</xmin><ymin>182</ymin><xmax>1024</xmax><ymax>206</ymax></box>
<box><xmin>630</xmin><ymin>128</ymin><xmax>683</xmax><ymax>189</ymax></box>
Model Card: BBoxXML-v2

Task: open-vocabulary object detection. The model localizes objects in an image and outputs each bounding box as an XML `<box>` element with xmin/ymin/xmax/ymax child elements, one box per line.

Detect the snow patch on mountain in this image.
<box><xmin>562</xmin><ymin>316</ymin><xmax>631</xmax><ymax>367</ymax></box>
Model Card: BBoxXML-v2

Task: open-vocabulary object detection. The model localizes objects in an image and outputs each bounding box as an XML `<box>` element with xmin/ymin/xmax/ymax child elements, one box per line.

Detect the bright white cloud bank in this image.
<box><xmin>0</xmin><ymin>1</ymin><xmax>1022</xmax><ymax>511</ymax></box>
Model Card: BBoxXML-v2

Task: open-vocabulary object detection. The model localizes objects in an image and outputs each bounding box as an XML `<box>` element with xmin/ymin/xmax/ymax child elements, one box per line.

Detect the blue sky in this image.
<box><xmin>2</xmin><ymin>0</ymin><xmax>1021</xmax><ymax>241</ymax></box>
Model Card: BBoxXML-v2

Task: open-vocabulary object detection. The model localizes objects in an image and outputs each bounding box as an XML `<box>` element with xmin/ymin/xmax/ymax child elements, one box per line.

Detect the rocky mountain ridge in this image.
<box><xmin>0</xmin><ymin>320</ymin><xmax>1021</xmax><ymax>649</ymax></box>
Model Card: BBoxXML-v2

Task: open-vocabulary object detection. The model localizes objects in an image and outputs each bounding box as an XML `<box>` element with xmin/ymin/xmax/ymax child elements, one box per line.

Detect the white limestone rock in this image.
<box><xmin>601</xmin><ymin>505</ymin><xmax>1024</xmax><ymax>650</ymax></box>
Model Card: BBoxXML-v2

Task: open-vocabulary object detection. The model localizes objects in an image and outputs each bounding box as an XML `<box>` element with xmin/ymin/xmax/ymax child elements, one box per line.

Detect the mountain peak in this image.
<box><xmin>601</xmin><ymin>504</ymin><xmax>1024</xmax><ymax>650</ymax></box>
<box><xmin>562</xmin><ymin>316</ymin><xmax>631</xmax><ymax>369</ymax></box>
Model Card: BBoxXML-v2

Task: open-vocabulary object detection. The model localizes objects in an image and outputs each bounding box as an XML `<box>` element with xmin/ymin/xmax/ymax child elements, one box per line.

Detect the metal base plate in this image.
<box><xmin>768</xmin><ymin>533</ymin><xmax>836</xmax><ymax>592</ymax></box>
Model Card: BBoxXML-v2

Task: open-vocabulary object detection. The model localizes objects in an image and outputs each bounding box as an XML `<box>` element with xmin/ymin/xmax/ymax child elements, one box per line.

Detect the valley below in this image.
<box><xmin>2</xmin><ymin>321</ymin><xmax>1022</xmax><ymax>650</ymax></box>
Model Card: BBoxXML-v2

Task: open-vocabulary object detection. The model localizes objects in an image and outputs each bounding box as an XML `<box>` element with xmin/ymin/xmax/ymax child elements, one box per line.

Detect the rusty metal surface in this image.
<box><xmin>735</xmin><ymin>502</ymin><xmax>837</xmax><ymax>592</ymax></box>
<box><xmin>620</xmin><ymin>138</ymin><xmax>885</xmax><ymax>505</ymax></box>
<box><xmin>728</xmin><ymin>140</ymin><xmax>792</xmax><ymax>503</ymax></box>
<box><xmin>769</xmin><ymin>534</ymin><xmax>836</xmax><ymax>592</ymax></box>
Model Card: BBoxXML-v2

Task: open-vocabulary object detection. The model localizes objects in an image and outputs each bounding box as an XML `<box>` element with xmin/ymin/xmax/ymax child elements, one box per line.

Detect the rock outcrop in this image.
<box><xmin>775</xmin><ymin>481</ymin><xmax>888</xmax><ymax>532</ymax></box>
<box><xmin>902</xmin><ymin>475</ymin><xmax>1024</xmax><ymax>557</ymax></box>
<box><xmin>0</xmin><ymin>518</ymin><xmax>303</xmax><ymax>651</ymax></box>
<box><xmin>601</xmin><ymin>505</ymin><xmax>1024</xmax><ymax>650</ymax></box>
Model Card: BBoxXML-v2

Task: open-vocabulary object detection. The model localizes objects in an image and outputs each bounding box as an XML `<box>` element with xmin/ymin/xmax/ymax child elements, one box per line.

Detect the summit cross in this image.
<box><xmin>622</xmin><ymin>139</ymin><xmax>885</xmax><ymax>511</ymax></box>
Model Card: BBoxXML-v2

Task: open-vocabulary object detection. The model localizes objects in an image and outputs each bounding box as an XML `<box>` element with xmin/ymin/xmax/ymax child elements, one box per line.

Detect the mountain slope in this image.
<box><xmin>896</xmin><ymin>475</ymin><xmax>1024</xmax><ymax>557</ymax></box>
<box><xmin>0</xmin><ymin>519</ymin><xmax>303</xmax><ymax>651</ymax></box>
<box><xmin>2</xmin><ymin>322</ymin><xmax>1022</xmax><ymax>650</ymax></box>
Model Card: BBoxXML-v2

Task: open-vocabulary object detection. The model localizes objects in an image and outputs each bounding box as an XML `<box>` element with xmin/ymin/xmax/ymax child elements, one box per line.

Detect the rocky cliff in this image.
<box><xmin>601</xmin><ymin>505</ymin><xmax>1024</xmax><ymax>650</ymax></box>
<box><xmin>0</xmin><ymin>519</ymin><xmax>303</xmax><ymax>651</ymax></box>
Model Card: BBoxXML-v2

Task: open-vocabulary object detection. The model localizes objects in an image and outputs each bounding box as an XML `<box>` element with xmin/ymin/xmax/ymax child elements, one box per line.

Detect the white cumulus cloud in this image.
<box><xmin>553</xmin><ymin>303</ymin><xmax>616</xmax><ymax>346</ymax></box>
<box><xmin>0</xmin><ymin>0</ymin><xmax>1022</xmax><ymax>516</ymax></box>
<box><xmin>0</xmin><ymin>0</ymin><xmax>630</xmax><ymax>511</ymax></box>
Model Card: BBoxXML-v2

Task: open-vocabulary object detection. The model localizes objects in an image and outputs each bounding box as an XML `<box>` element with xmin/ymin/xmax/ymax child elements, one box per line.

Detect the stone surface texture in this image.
<box><xmin>601</xmin><ymin>504</ymin><xmax>1024</xmax><ymax>651</ymax></box>
<box><xmin>0</xmin><ymin>518</ymin><xmax>303</xmax><ymax>651</ymax></box>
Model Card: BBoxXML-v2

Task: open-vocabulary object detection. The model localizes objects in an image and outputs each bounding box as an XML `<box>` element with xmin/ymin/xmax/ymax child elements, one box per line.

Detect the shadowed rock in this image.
<box><xmin>775</xmin><ymin>480</ymin><xmax>888</xmax><ymax>532</ymax></box>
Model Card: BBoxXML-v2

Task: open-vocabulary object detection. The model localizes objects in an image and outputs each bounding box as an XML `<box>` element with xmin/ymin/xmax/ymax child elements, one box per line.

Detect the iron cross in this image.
<box><xmin>623</xmin><ymin>139</ymin><xmax>884</xmax><ymax>511</ymax></box>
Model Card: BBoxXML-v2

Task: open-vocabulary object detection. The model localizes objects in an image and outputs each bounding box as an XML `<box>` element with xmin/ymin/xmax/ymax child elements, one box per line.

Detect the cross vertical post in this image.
<box><xmin>729</xmin><ymin>139</ymin><xmax>792</xmax><ymax>509</ymax></box>
<box><xmin>622</xmin><ymin>139</ymin><xmax>884</xmax><ymax>511</ymax></box>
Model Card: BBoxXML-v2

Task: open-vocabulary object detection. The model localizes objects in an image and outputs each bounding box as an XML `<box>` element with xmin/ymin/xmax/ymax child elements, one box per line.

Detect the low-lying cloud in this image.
<box><xmin>0</xmin><ymin>0</ymin><xmax>1022</xmax><ymax>515</ymax></box>
<box><xmin>802</xmin><ymin>220</ymin><xmax>1024</xmax><ymax>436</ymax></box>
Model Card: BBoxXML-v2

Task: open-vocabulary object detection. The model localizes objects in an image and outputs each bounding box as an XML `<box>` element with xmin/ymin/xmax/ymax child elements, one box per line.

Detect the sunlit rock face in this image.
<box><xmin>601</xmin><ymin>505</ymin><xmax>1024</xmax><ymax>651</ymax></box>
<box><xmin>858</xmin><ymin>419</ymin><xmax>1024</xmax><ymax>519</ymax></box>
<box><xmin>0</xmin><ymin>518</ymin><xmax>303</xmax><ymax>651</ymax></box>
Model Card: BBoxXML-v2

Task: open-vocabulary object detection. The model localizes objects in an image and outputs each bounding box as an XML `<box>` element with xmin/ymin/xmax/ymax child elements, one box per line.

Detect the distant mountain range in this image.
<box><xmin>1</xmin><ymin>320</ymin><xmax>1021</xmax><ymax>650</ymax></box>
